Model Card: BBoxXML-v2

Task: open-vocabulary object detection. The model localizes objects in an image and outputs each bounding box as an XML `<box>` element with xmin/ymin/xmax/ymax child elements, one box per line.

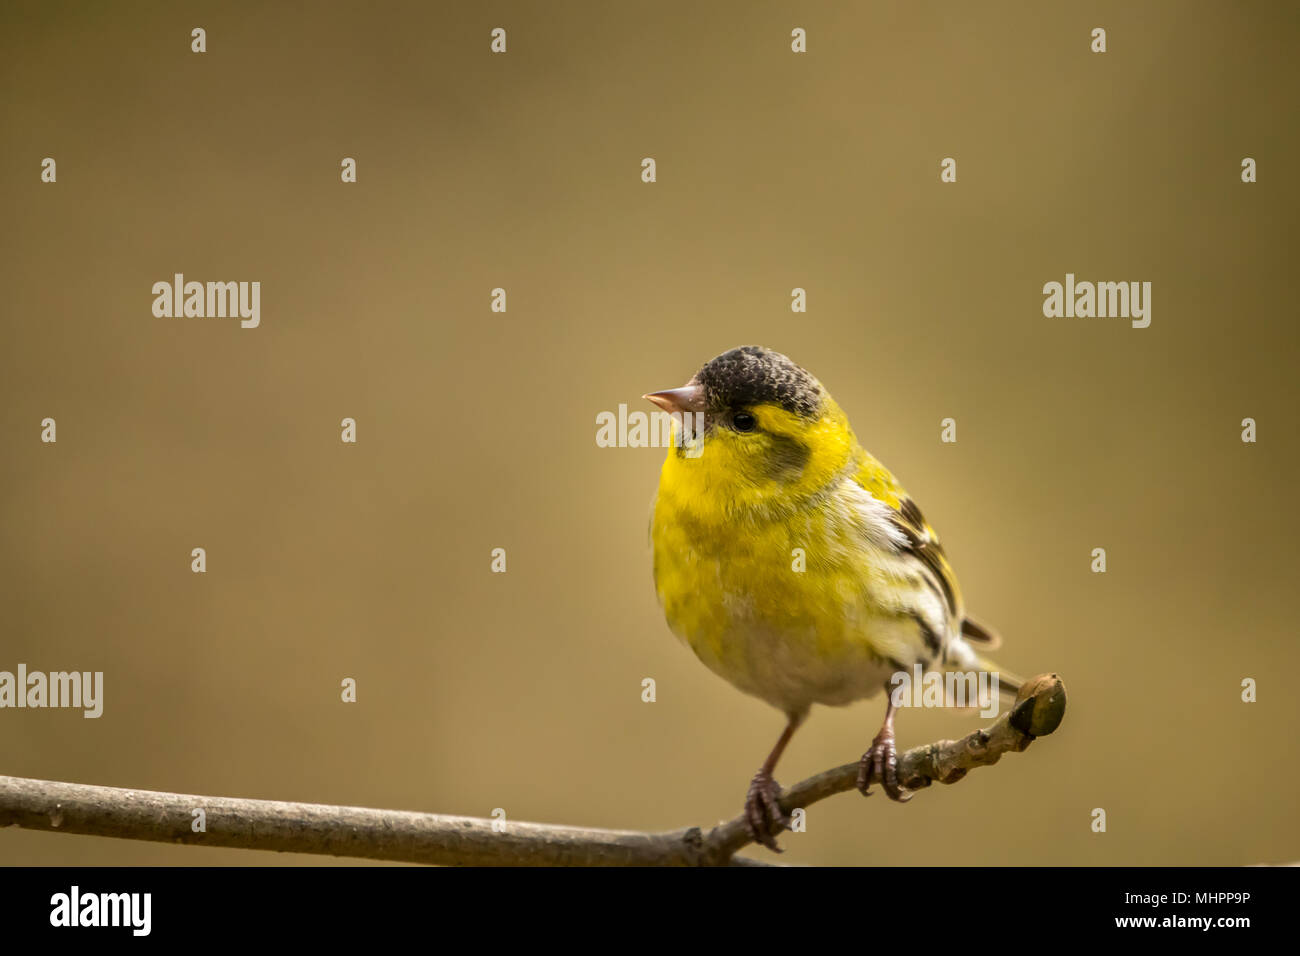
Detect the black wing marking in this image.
<box><xmin>886</xmin><ymin>496</ymin><xmax>960</xmax><ymax>621</ymax></box>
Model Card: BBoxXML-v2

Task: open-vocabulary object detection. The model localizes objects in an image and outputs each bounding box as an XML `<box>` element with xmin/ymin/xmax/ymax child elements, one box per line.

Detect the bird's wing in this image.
<box><xmin>850</xmin><ymin>452</ymin><xmax>965</xmax><ymax>627</ymax></box>
<box><xmin>850</xmin><ymin>452</ymin><xmax>1004</xmax><ymax>651</ymax></box>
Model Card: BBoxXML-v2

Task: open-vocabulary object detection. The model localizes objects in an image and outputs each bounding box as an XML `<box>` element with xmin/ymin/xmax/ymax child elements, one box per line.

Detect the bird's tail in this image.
<box><xmin>958</xmin><ymin>616</ymin><xmax>1023</xmax><ymax>699</ymax></box>
<box><xmin>974</xmin><ymin>654</ymin><xmax>1024</xmax><ymax>699</ymax></box>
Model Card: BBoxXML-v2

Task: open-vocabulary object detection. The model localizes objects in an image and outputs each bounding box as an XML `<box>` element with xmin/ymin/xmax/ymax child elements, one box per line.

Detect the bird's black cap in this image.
<box><xmin>692</xmin><ymin>346</ymin><xmax>822</xmax><ymax>419</ymax></box>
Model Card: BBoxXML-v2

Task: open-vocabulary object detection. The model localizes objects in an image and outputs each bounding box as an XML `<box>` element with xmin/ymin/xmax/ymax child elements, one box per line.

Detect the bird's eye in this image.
<box><xmin>732</xmin><ymin>411</ymin><xmax>756</xmax><ymax>432</ymax></box>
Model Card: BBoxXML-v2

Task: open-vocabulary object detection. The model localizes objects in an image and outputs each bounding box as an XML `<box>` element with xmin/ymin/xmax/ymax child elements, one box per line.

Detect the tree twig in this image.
<box><xmin>0</xmin><ymin>674</ymin><xmax>1065</xmax><ymax>866</ymax></box>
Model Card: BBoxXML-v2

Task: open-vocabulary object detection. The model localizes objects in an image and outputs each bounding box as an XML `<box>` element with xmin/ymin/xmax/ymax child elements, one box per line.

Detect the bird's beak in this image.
<box><xmin>643</xmin><ymin>384</ymin><xmax>706</xmax><ymax>415</ymax></box>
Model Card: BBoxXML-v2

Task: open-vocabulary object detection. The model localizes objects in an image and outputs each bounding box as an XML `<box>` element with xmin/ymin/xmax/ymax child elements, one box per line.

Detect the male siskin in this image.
<box><xmin>646</xmin><ymin>346</ymin><xmax>1016</xmax><ymax>850</ymax></box>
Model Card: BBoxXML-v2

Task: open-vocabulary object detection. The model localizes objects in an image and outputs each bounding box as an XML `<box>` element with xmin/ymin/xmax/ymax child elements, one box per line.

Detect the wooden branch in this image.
<box><xmin>0</xmin><ymin>674</ymin><xmax>1065</xmax><ymax>866</ymax></box>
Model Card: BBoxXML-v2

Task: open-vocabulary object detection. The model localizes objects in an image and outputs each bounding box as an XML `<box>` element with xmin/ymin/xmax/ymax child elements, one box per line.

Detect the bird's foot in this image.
<box><xmin>856</xmin><ymin>725</ymin><xmax>913</xmax><ymax>802</ymax></box>
<box><xmin>744</xmin><ymin>768</ymin><xmax>790</xmax><ymax>852</ymax></box>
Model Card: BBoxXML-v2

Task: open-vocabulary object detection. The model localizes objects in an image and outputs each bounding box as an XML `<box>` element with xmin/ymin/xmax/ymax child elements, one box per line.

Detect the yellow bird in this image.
<box><xmin>646</xmin><ymin>345</ymin><xmax>1014</xmax><ymax>850</ymax></box>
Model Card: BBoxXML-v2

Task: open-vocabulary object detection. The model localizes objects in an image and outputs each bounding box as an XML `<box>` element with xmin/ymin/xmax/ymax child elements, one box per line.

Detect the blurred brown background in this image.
<box><xmin>2</xmin><ymin>1</ymin><xmax>1297</xmax><ymax>866</ymax></box>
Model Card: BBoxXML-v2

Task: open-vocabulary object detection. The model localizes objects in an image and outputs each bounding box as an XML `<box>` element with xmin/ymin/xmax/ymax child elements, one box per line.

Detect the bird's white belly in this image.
<box><xmin>683</xmin><ymin>607</ymin><xmax>914</xmax><ymax>717</ymax></box>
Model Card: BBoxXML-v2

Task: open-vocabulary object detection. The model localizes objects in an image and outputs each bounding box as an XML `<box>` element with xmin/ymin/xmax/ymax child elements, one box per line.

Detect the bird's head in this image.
<box><xmin>645</xmin><ymin>346</ymin><xmax>856</xmax><ymax>516</ymax></box>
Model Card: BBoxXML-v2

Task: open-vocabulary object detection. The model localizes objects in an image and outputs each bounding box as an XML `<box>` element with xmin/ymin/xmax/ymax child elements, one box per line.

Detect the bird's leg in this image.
<box><xmin>744</xmin><ymin>713</ymin><xmax>804</xmax><ymax>852</ymax></box>
<box><xmin>857</xmin><ymin>693</ymin><xmax>913</xmax><ymax>802</ymax></box>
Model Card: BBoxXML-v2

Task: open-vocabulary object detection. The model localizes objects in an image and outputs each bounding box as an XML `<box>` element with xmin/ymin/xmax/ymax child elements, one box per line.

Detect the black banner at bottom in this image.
<box><xmin>0</xmin><ymin>865</ymin><xmax>1288</xmax><ymax>941</ymax></box>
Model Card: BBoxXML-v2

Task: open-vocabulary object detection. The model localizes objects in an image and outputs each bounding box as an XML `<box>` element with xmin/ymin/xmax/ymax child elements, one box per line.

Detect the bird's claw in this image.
<box><xmin>856</xmin><ymin>728</ymin><xmax>913</xmax><ymax>802</ymax></box>
<box><xmin>744</xmin><ymin>769</ymin><xmax>790</xmax><ymax>851</ymax></box>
